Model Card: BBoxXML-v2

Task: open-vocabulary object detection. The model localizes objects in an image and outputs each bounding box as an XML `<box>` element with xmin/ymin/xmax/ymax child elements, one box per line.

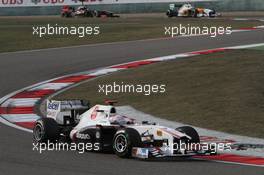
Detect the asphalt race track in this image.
<box><xmin>0</xmin><ymin>30</ymin><xmax>264</xmax><ymax>175</ymax></box>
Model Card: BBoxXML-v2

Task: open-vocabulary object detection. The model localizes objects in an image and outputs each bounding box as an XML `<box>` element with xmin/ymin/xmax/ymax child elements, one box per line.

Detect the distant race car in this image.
<box><xmin>33</xmin><ymin>100</ymin><xmax>215</xmax><ymax>159</ymax></box>
<box><xmin>166</xmin><ymin>3</ymin><xmax>220</xmax><ymax>18</ymax></box>
<box><xmin>61</xmin><ymin>6</ymin><xmax>119</xmax><ymax>18</ymax></box>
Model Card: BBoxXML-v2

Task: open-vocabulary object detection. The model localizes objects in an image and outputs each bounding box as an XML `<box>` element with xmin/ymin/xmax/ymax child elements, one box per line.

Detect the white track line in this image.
<box><xmin>1</xmin><ymin>98</ymin><xmax>40</xmax><ymax>107</ymax></box>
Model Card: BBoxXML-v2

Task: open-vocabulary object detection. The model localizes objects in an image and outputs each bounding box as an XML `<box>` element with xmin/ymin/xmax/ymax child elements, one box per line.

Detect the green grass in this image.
<box><xmin>249</xmin><ymin>45</ymin><xmax>264</xmax><ymax>51</ymax></box>
<box><xmin>0</xmin><ymin>16</ymin><xmax>263</xmax><ymax>53</ymax></box>
<box><xmin>55</xmin><ymin>49</ymin><xmax>264</xmax><ymax>138</ymax></box>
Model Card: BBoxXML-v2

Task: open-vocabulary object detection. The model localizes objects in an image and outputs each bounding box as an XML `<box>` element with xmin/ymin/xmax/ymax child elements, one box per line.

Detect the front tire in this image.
<box><xmin>176</xmin><ymin>126</ymin><xmax>200</xmax><ymax>143</ymax></box>
<box><xmin>33</xmin><ymin>118</ymin><xmax>60</xmax><ymax>143</ymax></box>
<box><xmin>113</xmin><ymin>128</ymin><xmax>142</xmax><ymax>158</ymax></box>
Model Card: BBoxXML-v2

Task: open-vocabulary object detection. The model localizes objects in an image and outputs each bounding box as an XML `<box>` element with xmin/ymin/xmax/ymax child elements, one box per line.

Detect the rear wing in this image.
<box><xmin>47</xmin><ymin>100</ymin><xmax>89</xmax><ymax>125</ymax></box>
<box><xmin>169</xmin><ymin>3</ymin><xmax>184</xmax><ymax>10</ymax></box>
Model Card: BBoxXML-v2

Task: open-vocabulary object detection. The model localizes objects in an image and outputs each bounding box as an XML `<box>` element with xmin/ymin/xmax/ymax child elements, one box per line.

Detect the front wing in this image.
<box><xmin>132</xmin><ymin>147</ymin><xmax>215</xmax><ymax>160</ymax></box>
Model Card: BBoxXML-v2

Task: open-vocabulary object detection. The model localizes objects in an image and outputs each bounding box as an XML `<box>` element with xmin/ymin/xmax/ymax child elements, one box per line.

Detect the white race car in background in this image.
<box><xmin>33</xmin><ymin>100</ymin><xmax>215</xmax><ymax>159</ymax></box>
<box><xmin>167</xmin><ymin>3</ymin><xmax>220</xmax><ymax>18</ymax></box>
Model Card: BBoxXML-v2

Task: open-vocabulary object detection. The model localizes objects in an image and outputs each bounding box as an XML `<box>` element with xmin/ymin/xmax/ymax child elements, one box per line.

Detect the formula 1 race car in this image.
<box><xmin>166</xmin><ymin>3</ymin><xmax>220</xmax><ymax>18</ymax></box>
<box><xmin>61</xmin><ymin>5</ymin><xmax>93</xmax><ymax>18</ymax></box>
<box><xmin>33</xmin><ymin>100</ymin><xmax>215</xmax><ymax>159</ymax></box>
<box><xmin>61</xmin><ymin>6</ymin><xmax>119</xmax><ymax>18</ymax></box>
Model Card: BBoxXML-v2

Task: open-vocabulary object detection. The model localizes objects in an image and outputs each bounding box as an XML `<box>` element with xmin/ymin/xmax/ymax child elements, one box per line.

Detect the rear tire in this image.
<box><xmin>166</xmin><ymin>11</ymin><xmax>171</xmax><ymax>17</ymax></box>
<box><xmin>113</xmin><ymin>128</ymin><xmax>142</xmax><ymax>158</ymax></box>
<box><xmin>176</xmin><ymin>126</ymin><xmax>200</xmax><ymax>143</ymax></box>
<box><xmin>33</xmin><ymin>118</ymin><xmax>60</xmax><ymax>143</ymax></box>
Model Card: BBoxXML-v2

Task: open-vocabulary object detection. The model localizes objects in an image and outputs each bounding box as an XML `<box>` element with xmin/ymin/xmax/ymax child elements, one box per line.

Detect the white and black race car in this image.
<box><xmin>33</xmin><ymin>100</ymin><xmax>215</xmax><ymax>159</ymax></box>
<box><xmin>166</xmin><ymin>3</ymin><xmax>220</xmax><ymax>18</ymax></box>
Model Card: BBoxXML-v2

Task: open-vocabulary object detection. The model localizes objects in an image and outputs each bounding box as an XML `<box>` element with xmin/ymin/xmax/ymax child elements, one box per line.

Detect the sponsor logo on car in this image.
<box><xmin>48</xmin><ymin>102</ymin><xmax>60</xmax><ymax>110</ymax></box>
<box><xmin>132</xmin><ymin>147</ymin><xmax>149</xmax><ymax>159</ymax></box>
<box><xmin>91</xmin><ymin>106</ymin><xmax>99</xmax><ymax>120</ymax></box>
<box><xmin>76</xmin><ymin>133</ymin><xmax>91</xmax><ymax>139</ymax></box>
